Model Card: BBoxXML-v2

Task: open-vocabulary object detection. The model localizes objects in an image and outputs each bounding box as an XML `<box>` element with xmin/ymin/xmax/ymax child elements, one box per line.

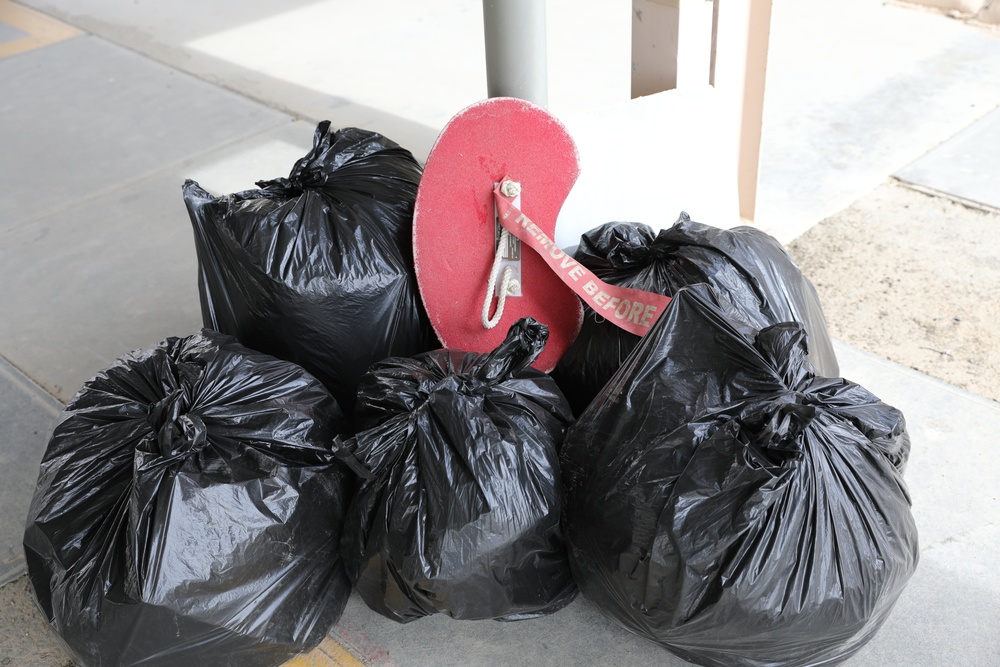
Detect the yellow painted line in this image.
<box><xmin>0</xmin><ymin>0</ymin><xmax>82</xmax><ymax>59</ymax></box>
<box><xmin>283</xmin><ymin>637</ymin><xmax>367</xmax><ymax>667</ymax></box>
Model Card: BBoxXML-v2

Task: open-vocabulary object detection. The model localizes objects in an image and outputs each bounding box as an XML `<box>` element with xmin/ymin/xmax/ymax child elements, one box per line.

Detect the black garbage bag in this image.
<box><xmin>23</xmin><ymin>329</ymin><xmax>353</xmax><ymax>667</ymax></box>
<box><xmin>183</xmin><ymin>122</ymin><xmax>439</xmax><ymax>414</ymax></box>
<box><xmin>561</xmin><ymin>284</ymin><xmax>918</xmax><ymax>667</ymax></box>
<box><xmin>551</xmin><ymin>216</ymin><xmax>839</xmax><ymax>415</ymax></box>
<box><xmin>338</xmin><ymin>318</ymin><xmax>577</xmax><ymax>623</ymax></box>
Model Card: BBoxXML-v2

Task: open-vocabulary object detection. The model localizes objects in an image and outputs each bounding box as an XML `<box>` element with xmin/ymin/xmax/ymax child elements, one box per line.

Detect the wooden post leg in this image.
<box><xmin>737</xmin><ymin>0</ymin><xmax>773</xmax><ymax>223</ymax></box>
<box><xmin>710</xmin><ymin>0</ymin><xmax>773</xmax><ymax>224</ymax></box>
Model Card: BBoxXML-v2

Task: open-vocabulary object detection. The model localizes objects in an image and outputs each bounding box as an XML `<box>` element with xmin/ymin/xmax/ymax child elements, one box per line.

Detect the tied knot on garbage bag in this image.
<box><xmin>561</xmin><ymin>284</ymin><xmax>918</xmax><ymax>667</ymax></box>
<box><xmin>731</xmin><ymin>323</ymin><xmax>821</xmax><ymax>471</ymax></box>
<box><xmin>337</xmin><ymin>317</ymin><xmax>578</xmax><ymax>623</ymax></box>
<box><xmin>145</xmin><ymin>385</ymin><xmax>207</xmax><ymax>458</ymax></box>
<box><xmin>600</xmin><ymin>214</ymin><xmax>691</xmax><ymax>273</ymax></box>
<box><xmin>736</xmin><ymin>395</ymin><xmax>816</xmax><ymax>471</ymax></box>
<box><xmin>23</xmin><ymin>329</ymin><xmax>354</xmax><ymax>667</ymax></box>
<box><xmin>256</xmin><ymin>122</ymin><xmax>414</xmax><ymax>196</ymax></box>
<box><xmin>552</xmin><ymin>216</ymin><xmax>838</xmax><ymax>416</ymax></box>
<box><xmin>470</xmin><ymin>316</ymin><xmax>548</xmax><ymax>383</ymax></box>
<box><xmin>410</xmin><ymin>318</ymin><xmax>549</xmax><ymax>409</ymax></box>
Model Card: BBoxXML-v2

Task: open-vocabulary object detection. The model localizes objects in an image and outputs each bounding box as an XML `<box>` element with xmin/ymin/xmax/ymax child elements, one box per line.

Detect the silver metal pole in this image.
<box><xmin>482</xmin><ymin>0</ymin><xmax>548</xmax><ymax>106</ymax></box>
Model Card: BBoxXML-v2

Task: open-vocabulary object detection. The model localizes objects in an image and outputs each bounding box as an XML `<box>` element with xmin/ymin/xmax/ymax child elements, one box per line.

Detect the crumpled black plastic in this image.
<box><xmin>338</xmin><ymin>317</ymin><xmax>577</xmax><ymax>623</ymax></box>
<box><xmin>561</xmin><ymin>284</ymin><xmax>918</xmax><ymax>667</ymax></box>
<box><xmin>551</xmin><ymin>216</ymin><xmax>839</xmax><ymax>415</ymax></box>
<box><xmin>23</xmin><ymin>329</ymin><xmax>353</xmax><ymax>667</ymax></box>
<box><xmin>183</xmin><ymin>122</ymin><xmax>439</xmax><ymax>414</ymax></box>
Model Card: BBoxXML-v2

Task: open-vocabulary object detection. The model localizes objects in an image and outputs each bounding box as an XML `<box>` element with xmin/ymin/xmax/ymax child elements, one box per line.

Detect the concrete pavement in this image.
<box><xmin>2</xmin><ymin>0</ymin><xmax>999</xmax><ymax>664</ymax></box>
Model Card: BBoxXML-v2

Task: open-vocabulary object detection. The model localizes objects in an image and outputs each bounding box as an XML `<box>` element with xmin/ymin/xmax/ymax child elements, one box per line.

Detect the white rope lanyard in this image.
<box><xmin>481</xmin><ymin>180</ymin><xmax>523</xmax><ymax>329</ymax></box>
<box><xmin>481</xmin><ymin>229</ymin><xmax>521</xmax><ymax>329</ymax></box>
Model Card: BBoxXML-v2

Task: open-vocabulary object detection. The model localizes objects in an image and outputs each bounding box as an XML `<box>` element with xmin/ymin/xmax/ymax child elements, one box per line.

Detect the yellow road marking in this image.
<box><xmin>283</xmin><ymin>637</ymin><xmax>367</xmax><ymax>667</ymax></box>
<box><xmin>0</xmin><ymin>0</ymin><xmax>81</xmax><ymax>59</ymax></box>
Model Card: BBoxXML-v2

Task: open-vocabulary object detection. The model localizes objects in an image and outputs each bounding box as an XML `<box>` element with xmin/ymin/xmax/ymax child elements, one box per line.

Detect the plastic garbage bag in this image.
<box><xmin>183</xmin><ymin>121</ymin><xmax>439</xmax><ymax>414</ymax></box>
<box><xmin>552</xmin><ymin>216</ymin><xmax>839</xmax><ymax>415</ymax></box>
<box><xmin>561</xmin><ymin>284</ymin><xmax>918</xmax><ymax>667</ymax></box>
<box><xmin>338</xmin><ymin>317</ymin><xmax>577</xmax><ymax>623</ymax></box>
<box><xmin>23</xmin><ymin>329</ymin><xmax>353</xmax><ymax>667</ymax></box>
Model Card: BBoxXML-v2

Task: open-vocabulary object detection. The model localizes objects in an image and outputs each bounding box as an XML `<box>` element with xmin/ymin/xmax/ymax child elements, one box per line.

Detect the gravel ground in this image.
<box><xmin>0</xmin><ymin>577</ymin><xmax>72</xmax><ymax>666</ymax></box>
<box><xmin>787</xmin><ymin>180</ymin><xmax>1000</xmax><ymax>404</ymax></box>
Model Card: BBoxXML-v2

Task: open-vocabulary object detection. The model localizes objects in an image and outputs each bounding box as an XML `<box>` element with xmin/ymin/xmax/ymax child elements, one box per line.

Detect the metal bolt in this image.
<box><xmin>501</xmin><ymin>180</ymin><xmax>521</xmax><ymax>197</ymax></box>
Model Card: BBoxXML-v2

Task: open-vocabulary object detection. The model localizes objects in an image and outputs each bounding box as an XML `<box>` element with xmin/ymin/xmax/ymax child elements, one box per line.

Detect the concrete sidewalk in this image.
<box><xmin>2</xmin><ymin>0</ymin><xmax>999</xmax><ymax>665</ymax></box>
